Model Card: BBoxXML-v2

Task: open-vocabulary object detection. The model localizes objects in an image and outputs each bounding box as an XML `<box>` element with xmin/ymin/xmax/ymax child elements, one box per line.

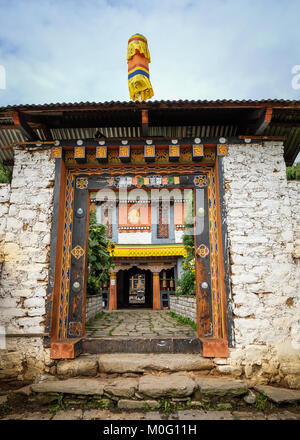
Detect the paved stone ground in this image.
<box><xmin>2</xmin><ymin>408</ymin><xmax>300</xmax><ymax>420</ymax></box>
<box><xmin>86</xmin><ymin>309</ymin><xmax>196</xmax><ymax>338</ymax></box>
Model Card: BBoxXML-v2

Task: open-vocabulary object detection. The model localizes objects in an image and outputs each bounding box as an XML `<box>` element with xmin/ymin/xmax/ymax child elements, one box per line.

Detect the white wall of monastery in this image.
<box><xmin>221</xmin><ymin>142</ymin><xmax>300</xmax><ymax>387</ymax></box>
<box><xmin>0</xmin><ymin>147</ymin><xmax>55</xmax><ymax>380</ymax></box>
<box><xmin>117</xmin><ymin>231</ymin><xmax>152</xmax><ymax>244</ymax></box>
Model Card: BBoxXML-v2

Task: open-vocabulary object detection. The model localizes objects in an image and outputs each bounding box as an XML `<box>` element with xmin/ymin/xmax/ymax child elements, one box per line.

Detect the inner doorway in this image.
<box><xmin>117</xmin><ymin>267</ymin><xmax>153</xmax><ymax>309</ymax></box>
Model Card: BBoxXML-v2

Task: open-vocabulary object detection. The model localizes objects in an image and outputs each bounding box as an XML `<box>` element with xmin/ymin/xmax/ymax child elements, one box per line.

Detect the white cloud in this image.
<box><xmin>0</xmin><ymin>0</ymin><xmax>300</xmax><ymax>105</ymax></box>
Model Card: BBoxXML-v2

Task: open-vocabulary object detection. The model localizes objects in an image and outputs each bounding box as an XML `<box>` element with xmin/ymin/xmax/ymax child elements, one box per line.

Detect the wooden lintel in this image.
<box><xmin>254</xmin><ymin>107</ymin><xmax>273</xmax><ymax>135</ymax></box>
<box><xmin>12</xmin><ymin>111</ymin><xmax>40</xmax><ymax>141</ymax></box>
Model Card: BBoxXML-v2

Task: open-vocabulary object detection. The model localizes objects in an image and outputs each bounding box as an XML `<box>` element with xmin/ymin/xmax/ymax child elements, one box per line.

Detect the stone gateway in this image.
<box><xmin>0</xmin><ymin>100</ymin><xmax>299</xmax><ymax>389</ymax></box>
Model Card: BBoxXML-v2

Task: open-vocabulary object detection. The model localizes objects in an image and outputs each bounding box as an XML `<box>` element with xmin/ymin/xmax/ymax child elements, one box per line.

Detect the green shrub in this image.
<box><xmin>287</xmin><ymin>162</ymin><xmax>300</xmax><ymax>180</ymax></box>
<box><xmin>176</xmin><ymin>196</ymin><xmax>196</xmax><ymax>296</ymax></box>
<box><xmin>87</xmin><ymin>210</ymin><xmax>115</xmax><ymax>295</ymax></box>
<box><xmin>0</xmin><ymin>163</ymin><xmax>12</xmax><ymax>184</ymax></box>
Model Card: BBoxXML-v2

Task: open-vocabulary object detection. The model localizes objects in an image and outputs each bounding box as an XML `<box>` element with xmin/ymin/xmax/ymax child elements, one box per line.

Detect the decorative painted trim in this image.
<box><xmin>76</xmin><ymin>177</ymin><xmax>88</xmax><ymax>189</ymax></box>
<box><xmin>194</xmin><ymin>174</ymin><xmax>207</xmax><ymax>187</ymax></box>
<box><xmin>144</xmin><ymin>144</ymin><xmax>155</xmax><ymax>161</ymax></box>
<box><xmin>112</xmin><ymin>244</ymin><xmax>187</xmax><ymax>258</ymax></box>
<box><xmin>52</xmin><ymin>146</ymin><xmax>63</xmax><ymax>159</ymax></box>
<box><xmin>96</xmin><ymin>145</ymin><xmax>107</xmax><ymax>160</ymax></box>
<box><xmin>192</xmin><ymin>144</ymin><xmax>204</xmax><ymax>158</ymax></box>
<box><xmin>196</xmin><ymin>244</ymin><xmax>209</xmax><ymax>258</ymax></box>
<box><xmin>71</xmin><ymin>245</ymin><xmax>85</xmax><ymax>259</ymax></box>
<box><xmin>169</xmin><ymin>144</ymin><xmax>180</xmax><ymax>161</ymax></box>
<box><xmin>74</xmin><ymin>146</ymin><xmax>86</xmax><ymax>159</ymax></box>
<box><xmin>217</xmin><ymin>144</ymin><xmax>228</xmax><ymax>156</ymax></box>
<box><xmin>56</xmin><ymin>164</ymin><xmax>217</xmax><ymax>341</ymax></box>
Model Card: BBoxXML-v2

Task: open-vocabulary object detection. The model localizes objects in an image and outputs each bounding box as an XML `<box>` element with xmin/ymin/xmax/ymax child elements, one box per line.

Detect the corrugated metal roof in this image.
<box><xmin>1</xmin><ymin>99</ymin><xmax>300</xmax><ymax>166</ymax></box>
<box><xmin>1</xmin><ymin>98</ymin><xmax>300</xmax><ymax>111</ymax></box>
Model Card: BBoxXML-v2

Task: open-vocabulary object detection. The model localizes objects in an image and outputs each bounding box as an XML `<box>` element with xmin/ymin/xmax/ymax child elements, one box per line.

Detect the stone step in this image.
<box><xmin>30</xmin><ymin>374</ymin><xmax>249</xmax><ymax>402</ymax></box>
<box><xmin>56</xmin><ymin>353</ymin><xmax>214</xmax><ymax>377</ymax></box>
<box><xmin>98</xmin><ymin>353</ymin><xmax>214</xmax><ymax>374</ymax></box>
<box><xmin>254</xmin><ymin>385</ymin><xmax>300</xmax><ymax>404</ymax></box>
<box><xmin>82</xmin><ymin>337</ymin><xmax>202</xmax><ymax>354</ymax></box>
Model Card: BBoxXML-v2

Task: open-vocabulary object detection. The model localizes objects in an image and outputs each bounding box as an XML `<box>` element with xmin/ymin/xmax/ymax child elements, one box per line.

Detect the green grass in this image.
<box><xmin>255</xmin><ymin>391</ymin><xmax>268</xmax><ymax>411</ymax></box>
<box><xmin>167</xmin><ymin>311</ymin><xmax>197</xmax><ymax>330</ymax></box>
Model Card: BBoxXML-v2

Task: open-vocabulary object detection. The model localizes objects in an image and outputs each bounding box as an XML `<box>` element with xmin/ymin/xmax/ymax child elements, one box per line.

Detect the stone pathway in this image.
<box><xmin>2</xmin><ymin>408</ymin><xmax>300</xmax><ymax>420</ymax></box>
<box><xmin>86</xmin><ymin>309</ymin><xmax>196</xmax><ymax>338</ymax></box>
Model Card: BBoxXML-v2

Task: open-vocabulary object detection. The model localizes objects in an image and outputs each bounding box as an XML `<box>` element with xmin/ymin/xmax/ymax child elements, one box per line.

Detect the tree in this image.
<box><xmin>87</xmin><ymin>210</ymin><xmax>115</xmax><ymax>295</ymax></box>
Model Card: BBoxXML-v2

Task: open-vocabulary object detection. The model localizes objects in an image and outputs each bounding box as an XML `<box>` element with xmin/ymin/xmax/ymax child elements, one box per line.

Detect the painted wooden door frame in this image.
<box><xmin>47</xmin><ymin>152</ymin><xmax>233</xmax><ymax>359</ymax></box>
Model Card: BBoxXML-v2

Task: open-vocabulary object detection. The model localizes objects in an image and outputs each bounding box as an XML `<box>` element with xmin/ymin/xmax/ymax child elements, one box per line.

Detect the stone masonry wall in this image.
<box><xmin>0</xmin><ymin>184</ymin><xmax>11</xmax><ymax>272</ymax></box>
<box><xmin>0</xmin><ymin>147</ymin><xmax>56</xmax><ymax>381</ymax></box>
<box><xmin>86</xmin><ymin>294</ymin><xmax>103</xmax><ymax>322</ymax></box>
<box><xmin>287</xmin><ymin>181</ymin><xmax>300</xmax><ymax>259</ymax></box>
<box><xmin>219</xmin><ymin>142</ymin><xmax>300</xmax><ymax>388</ymax></box>
<box><xmin>169</xmin><ymin>296</ymin><xmax>196</xmax><ymax>322</ymax></box>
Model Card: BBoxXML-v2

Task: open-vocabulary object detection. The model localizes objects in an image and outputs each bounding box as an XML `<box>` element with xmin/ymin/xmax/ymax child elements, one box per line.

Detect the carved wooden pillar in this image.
<box><xmin>152</xmin><ymin>272</ymin><xmax>161</xmax><ymax>310</ymax></box>
<box><xmin>109</xmin><ymin>272</ymin><xmax>117</xmax><ymax>310</ymax></box>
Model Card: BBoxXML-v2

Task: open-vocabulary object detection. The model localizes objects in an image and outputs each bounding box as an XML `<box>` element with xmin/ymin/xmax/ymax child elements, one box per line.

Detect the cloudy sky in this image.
<box><xmin>0</xmin><ymin>0</ymin><xmax>300</xmax><ymax>106</ymax></box>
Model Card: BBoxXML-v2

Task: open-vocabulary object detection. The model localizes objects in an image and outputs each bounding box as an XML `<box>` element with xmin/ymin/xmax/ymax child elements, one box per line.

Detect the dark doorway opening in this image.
<box><xmin>117</xmin><ymin>267</ymin><xmax>153</xmax><ymax>309</ymax></box>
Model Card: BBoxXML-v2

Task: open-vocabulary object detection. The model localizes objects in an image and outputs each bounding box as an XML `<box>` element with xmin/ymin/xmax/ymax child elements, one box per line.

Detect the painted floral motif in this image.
<box><xmin>169</xmin><ymin>145</ymin><xmax>180</xmax><ymax>157</ymax></box>
<box><xmin>194</xmin><ymin>174</ymin><xmax>207</xmax><ymax>187</ymax></box>
<box><xmin>52</xmin><ymin>147</ymin><xmax>62</xmax><ymax>158</ymax></box>
<box><xmin>96</xmin><ymin>146</ymin><xmax>107</xmax><ymax>158</ymax></box>
<box><xmin>217</xmin><ymin>144</ymin><xmax>228</xmax><ymax>156</ymax></box>
<box><xmin>193</xmin><ymin>144</ymin><xmax>204</xmax><ymax>157</ymax></box>
<box><xmin>74</xmin><ymin>146</ymin><xmax>85</xmax><ymax>158</ymax></box>
<box><xmin>196</xmin><ymin>244</ymin><xmax>209</xmax><ymax>258</ymax></box>
<box><xmin>76</xmin><ymin>177</ymin><xmax>88</xmax><ymax>189</ymax></box>
<box><xmin>71</xmin><ymin>244</ymin><xmax>85</xmax><ymax>259</ymax></box>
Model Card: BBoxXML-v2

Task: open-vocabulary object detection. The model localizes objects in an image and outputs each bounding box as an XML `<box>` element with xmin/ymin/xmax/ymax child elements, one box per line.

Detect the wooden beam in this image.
<box><xmin>41</xmin><ymin>124</ymin><xmax>53</xmax><ymax>140</ymax></box>
<box><xmin>12</xmin><ymin>111</ymin><xmax>40</xmax><ymax>141</ymax></box>
<box><xmin>254</xmin><ymin>107</ymin><xmax>273</xmax><ymax>135</ymax></box>
<box><xmin>141</xmin><ymin>109</ymin><xmax>149</xmax><ymax>136</ymax></box>
<box><xmin>270</xmin><ymin>121</ymin><xmax>300</xmax><ymax>128</ymax></box>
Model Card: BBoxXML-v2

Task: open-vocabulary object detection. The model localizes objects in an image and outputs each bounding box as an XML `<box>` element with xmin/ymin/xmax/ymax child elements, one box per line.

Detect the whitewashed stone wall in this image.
<box><xmin>220</xmin><ymin>142</ymin><xmax>300</xmax><ymax>388</ymax></box>
<box><xmin>86</xmin><ymin>294</ymin><xmax>103</xmax><ymax>322</ymax></box>
<box><xmin>288</xmin><ymin>181</ymin><xmax>300</xmax><ymax>259</ymax></box>
<box><xmin>0</xmin><ymin>183</ymin><xmax>11</xmax><ymax>272</ymax></box>
<box><xmin>0</xmin><ymin>147</ymin><xmax>56</xmax><ymax>380</ymax></box>
<box><xmin>118</xmin><ymin>231</ymin><xmax>152</xmax><ymax>244</ymax></box>
<box><xmin>175</xmin><ymin>229</ymin><xmax>184</xmax><ymax>243</ymax></box>
<box><xmin>169</xmin><ymin>295</ymin><xmax>196</xmax><ymax>322</ymax></box>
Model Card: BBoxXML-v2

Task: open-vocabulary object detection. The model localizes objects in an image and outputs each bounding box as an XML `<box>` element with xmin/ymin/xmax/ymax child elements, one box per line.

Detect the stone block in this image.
<box><xmin>98</xmin><ymin>353</ymin><xmax>213</xmax><ymax>373</ymax></box>
<box><xmin>104</xmin><ymin>378</ymin><xmax>139</xmax><ymax>398</ymax></box>
<box><xmin>31</xmin><ymin>378</ymin><xmax>105</xmax><ymax>396</ymax></box>
<box><xmin>139</xmin><ymin>373</ymin><xmax>196</xmax><ymax>398</ymax></box>
<box><xmin>57</xmin><ymin>357</ymin><xmax>98</xmax><ymax>377</ymax></box>
<box><xmin>195</xmin><ymin>377</ymin><xmax>248</xmax><ymax>397</ymax></box>
<box><xmin>24</xmin><ymin>297</ymin><xmax>45</xmax><ymax>309</ymax></box>
<box><xmin>254</xmin><ymin>385</ymin><xmax>300</xmax><ymax>403</ymax></box>
<box><xmin>117</xmin><ymin>399</ymin><xmax>158</xmax><ymax>410</ymax></box>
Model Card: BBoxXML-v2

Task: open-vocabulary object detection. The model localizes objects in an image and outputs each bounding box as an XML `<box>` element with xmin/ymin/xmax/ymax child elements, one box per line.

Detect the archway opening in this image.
<box><xmin>117</xmin><ymin>267</ymin><xmax>153</xmax><ymax>309</ymax></box>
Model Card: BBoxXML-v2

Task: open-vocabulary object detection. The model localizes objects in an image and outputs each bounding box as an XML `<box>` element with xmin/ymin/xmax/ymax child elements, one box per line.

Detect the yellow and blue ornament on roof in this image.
<box><xmin>127</xmin><ymin>33</ymin><xmax>154</xmax><ymax>101</ymax></box>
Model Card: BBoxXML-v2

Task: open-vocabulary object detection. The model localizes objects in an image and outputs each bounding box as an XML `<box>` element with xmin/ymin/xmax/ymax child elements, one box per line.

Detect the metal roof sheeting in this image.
<box><xmin>1</xmin><ymin>99</ymin><xmax>300</xmax><ymax>166</ymax></box>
